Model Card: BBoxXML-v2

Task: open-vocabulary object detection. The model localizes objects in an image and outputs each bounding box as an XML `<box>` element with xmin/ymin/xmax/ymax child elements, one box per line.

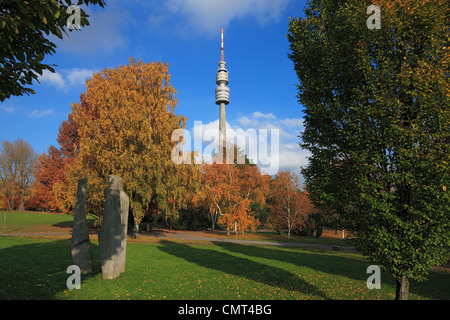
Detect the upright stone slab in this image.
<box><xmin>98</xmin><ymin>175</ymin><xmax>129</xmax><ymax>280</ymax></box>
<box><xmin>119</xmin><ymin>184</ymin><xmax>129</xmax><ymax>273</ymax></box>
<box><xmin>70</xmin><ymin>179</ymin><xmax>93</xmax><ymax>274</ymax></box>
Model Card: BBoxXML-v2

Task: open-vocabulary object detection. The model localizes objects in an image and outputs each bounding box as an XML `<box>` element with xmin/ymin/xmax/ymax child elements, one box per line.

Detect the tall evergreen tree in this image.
<box><xmin>288</xmin><ymin>0</ymin><xmax>449</xmax><ymax>299</ymax></box>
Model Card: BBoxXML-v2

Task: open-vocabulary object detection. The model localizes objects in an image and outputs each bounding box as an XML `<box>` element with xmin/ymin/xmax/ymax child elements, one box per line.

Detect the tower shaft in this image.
<box><xmin>215</xmin><ymin>29</ymin><xmax>229</xmax><ymax>150</ymax></box>
<box><xmin>219</xmin><ymin>103</ymin><xmax>226</xmax><ymax>146</ymax></box>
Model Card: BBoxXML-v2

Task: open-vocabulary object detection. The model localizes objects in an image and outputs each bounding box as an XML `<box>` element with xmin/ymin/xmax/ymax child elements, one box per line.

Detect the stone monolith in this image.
<box><xmin>70</xmin><ymin>178</ymin><xmax>93</xmax><ymax>274</ymax></box>
<box><xmin>98</xmin><ymin>175</ymin><xmax>129</xmax><ymax>279</ymax></box>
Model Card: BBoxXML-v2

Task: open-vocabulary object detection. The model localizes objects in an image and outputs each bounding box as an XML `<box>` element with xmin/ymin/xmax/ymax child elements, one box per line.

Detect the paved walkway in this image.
<box><xmin>0</xmin><ymin>232</ymin><xmax>72</xmax><ymax>236</ymax></box>
<box><xmin>0</xmin><ymin>229</ymin><xmax>355</xmax><ymax>252</ymax></box>
<box><xmin>139</xmin><ymin>229</ymin><xmax>355</xmax><ymax>251</ymax></box>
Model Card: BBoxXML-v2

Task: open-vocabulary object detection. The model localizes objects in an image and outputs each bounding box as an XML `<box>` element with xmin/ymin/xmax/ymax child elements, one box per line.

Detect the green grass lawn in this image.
<box><xmin>0</xmin><ymin>211</ymin><xmax>95</xmax><ymax>234</ymax></box>
<box><xmin>0</xmin><ymin>211</ymin><xmax>448</xmax><ymax>300</ymax></box>
<box><xmin>0</xmin><ymin>236</ymin><xmax>448</xmax><ymax>300</ymax></box>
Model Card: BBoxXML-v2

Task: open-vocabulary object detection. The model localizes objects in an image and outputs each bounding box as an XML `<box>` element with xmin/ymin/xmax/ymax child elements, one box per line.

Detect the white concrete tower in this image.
<box><xmin>215</xmin><ymin>28</ymin><xmax>229</xmax><ymax>149</ymax></box>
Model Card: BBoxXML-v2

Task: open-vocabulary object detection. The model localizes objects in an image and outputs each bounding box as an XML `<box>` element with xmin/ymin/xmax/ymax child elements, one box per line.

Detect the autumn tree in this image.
<box><xmin>31</xmin><ymin>146</ymin><xmax>63</xmax><ymax>211</ymax></box>
<box><xmin>288</xmin><ymin>0</ymin><xmax>449</xmax><ymax>300</ymax></box>
<box><xmin>0</xmin><ymin>139</ymin><xmax>38</xmax><ymax>210</ymax></box>
<box><xmin>0</xmin><ymin>141</ymin><xmax>18</xmax><ymax>210</ymax></box>
<box><xmin>197</xmin><ymin>145</ymin><xmax>270</xmax><ymax>233</ymax></box>
<box><xmin>52</xmin><ymin>111</ymin><xmax>81</xmax><ymax>212</ymax></box>
<box><xmin>269</xmin><ymin>171</ymin><xmax>312</xmax><ymax>238</ymax></box>
<box><xmin>32</xmin><ymin>107</ymin><xmax>81</xmax><ymax>213</ymax></box>
<box><xmin>70</xmin><ymin>58</ymin><xmax>197</xmax><ymax>234</ymax></box>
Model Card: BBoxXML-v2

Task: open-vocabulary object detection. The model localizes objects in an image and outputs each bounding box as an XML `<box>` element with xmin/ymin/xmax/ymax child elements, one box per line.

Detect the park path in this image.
<box><xmin>142</xmin><ymin>229</ymin><xmax>355</xmax><ymax>251</ymax></box>
<box><xmin>0</xmin><ymin>228</ymin><xmax>355</xmax><ymax>252</ymax></box>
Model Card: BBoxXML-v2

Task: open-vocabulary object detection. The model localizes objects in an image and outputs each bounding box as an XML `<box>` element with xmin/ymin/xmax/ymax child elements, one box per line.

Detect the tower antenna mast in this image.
<box><xmin>221</xmin><ymin>28</ymin><xmax>224</xmax><ymax>62</ymax></box>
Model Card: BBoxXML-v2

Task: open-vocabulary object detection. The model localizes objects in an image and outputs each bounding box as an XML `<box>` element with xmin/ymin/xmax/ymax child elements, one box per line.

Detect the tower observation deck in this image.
<box><xmin>215</xmin><ymin>29</ymin><xmax>229</xmax><ymax>147</ymax></box>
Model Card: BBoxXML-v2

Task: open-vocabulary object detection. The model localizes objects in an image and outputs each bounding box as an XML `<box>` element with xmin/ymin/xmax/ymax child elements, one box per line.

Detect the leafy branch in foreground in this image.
<box><xmin>0</xmin><ymin>0</ymin><xmax>105</xmax><ymax>101</ymax></box>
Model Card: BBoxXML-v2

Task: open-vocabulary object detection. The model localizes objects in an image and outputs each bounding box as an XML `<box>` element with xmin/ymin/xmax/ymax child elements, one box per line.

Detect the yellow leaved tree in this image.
<box><xmin>70</xmin><ymin>57</ymin><xmax>198</xmax><ymax>234</ymax></box>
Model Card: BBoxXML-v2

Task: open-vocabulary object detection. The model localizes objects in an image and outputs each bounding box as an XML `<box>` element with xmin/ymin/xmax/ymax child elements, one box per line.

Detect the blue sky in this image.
<box><xmin>0</xmin><ymin>0</ymin><xmax>310</xmax><ymax>177</ymax></box>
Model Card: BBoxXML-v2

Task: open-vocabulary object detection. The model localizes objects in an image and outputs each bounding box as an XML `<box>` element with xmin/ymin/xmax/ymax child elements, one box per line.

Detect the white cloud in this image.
<box><xmin>27</xmin><ymin>109</ymin><xmax>54</xmax><ymax>118</ymax></box>
<box><xmin>278</xmin><ymin>143</ymin><xmax>309</xmax><ymax>170</ymax></box>
<box><xmin>165</xmin><ymin>0</ymin><xmax>290</xmax><ymax>35</ymax></box>
<box><xmin>237</xmin><ymin>116</ymin><xmax>259</xmax><ymax>128</ymax></box>
<box><xmin>277</xmin><ymin>118</ymin><xmax>304</xmax><ymax>128</ymax></box>
<box><xmin>237</xmin><ymin>111</ymin><xmax>303</xmax><ymax>140</ymax></box>
<box><xmin>0</xmin><ymin>104</ymin><xmax>15</xmax><ymax>113</ymax></box>
<box><xmin>66</xmin><ymin>68</ymin><xmax>96</xmax><ymax>87</ymax></box>
<box><xmin>1</xmin><ymin>102</ymin><xmax>54</xmax><ymax>119</ymax></box>
<box><xmin>37</xmin><ymin>68</ymin><xmax>96</xmax><ymax>91</ymax></box>
<box><xmin>39</xmin><ymin>70</ymin><xmax>66</xmax><ymax>89</ymax></box>
<box><xmin>252</xmin><ymin>111</ymin><xmax>276</xmax><ymax>119</ymax></box>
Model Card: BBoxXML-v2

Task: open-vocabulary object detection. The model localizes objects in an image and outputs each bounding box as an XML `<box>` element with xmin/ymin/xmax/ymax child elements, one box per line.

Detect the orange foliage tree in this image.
<box><xmin>32</xmin><ymin>146</ymin><xmax>65</xmax><ymax>212</ymax></box>
<box><xmin>269</xmin><ymin>170</ymin><xmax>312</xmax><ymax>238</ymax></box>
<box><xmin>31</xmin><ymin>109</ymin><xmax>80</xmax><ymax>213</ymax></box>
<box><xmin>196</xmin><ymin>145</ymin><xmax>270</xmax><ymax>234</ymax></box>
<box><xmin>70</xmin><ymin>57</ymin><xmax>198</xmax><ymax>231</ymax></box>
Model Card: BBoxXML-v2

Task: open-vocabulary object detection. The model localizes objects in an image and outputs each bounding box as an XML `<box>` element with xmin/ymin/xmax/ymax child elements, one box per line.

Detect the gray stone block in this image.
<box><xmin>98</xmin><ymin>175</ymin><xmax>129</xmax><ymax>279</ymax></box>
<box><xmin>71</xmin><ymin>179</ymin><xmax>93</xmax><ymax>274</ymax></box>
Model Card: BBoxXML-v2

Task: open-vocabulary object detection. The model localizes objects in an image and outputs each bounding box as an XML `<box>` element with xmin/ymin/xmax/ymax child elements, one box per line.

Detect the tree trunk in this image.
<box><xmin>132</xmin><ymin>218</ymin><xmax>139</xmax><ymax>239</ymax></box>
<box><xmin>19</xmin><ymin>189</ymin><xmax>24</xmax><ymax>211</ymax></box>
<box><xmin>287</xmin><ymin>228</ymin><xmax>291</xmax><ymax>239</ymax></box>
<box><xmin>395</xmin><ymin>275</ymin><xmax>409</xmax><ymax>300</ymax></box>
<box><xmin>6</xmin><ymin>196</ymin><xmax>12</xmax><ymax>211</ymax></box>
<box><xmin>8</xmin><ymin>196</ymin><xmax>14</xmax><ymax>211</ymax></box>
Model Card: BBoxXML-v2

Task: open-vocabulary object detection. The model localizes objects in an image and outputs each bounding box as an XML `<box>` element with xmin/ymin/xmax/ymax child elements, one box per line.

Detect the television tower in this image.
<box><xmin>215</xmin><ymin>28</ymin><xmax>229</xmax><ymax>149</ymax></box>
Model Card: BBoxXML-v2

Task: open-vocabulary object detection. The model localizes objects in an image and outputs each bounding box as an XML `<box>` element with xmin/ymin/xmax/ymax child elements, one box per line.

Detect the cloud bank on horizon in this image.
<box><xmin>180</xmin><ymin>111</ymin><xmax>309</xmax><ymax>178</ymax></box>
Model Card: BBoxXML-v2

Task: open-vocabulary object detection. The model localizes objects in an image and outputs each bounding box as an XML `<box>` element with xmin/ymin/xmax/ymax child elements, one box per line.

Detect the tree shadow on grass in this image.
<box><xmin>52</xmin><ymin>215</ymin><xmax>97</xmax><ymax>230</ymax></box>
<box><xmin>0</xmin><ymin>238</ymin><xmax>102</xmax><ymax>299</ymax></box>
<box><xmin>51</xmin><ymin>221</ymin><xmax>74</xmax><ymax>230</ymax></box>
<box><xmin>215</xmin><ymin>242</ymin><xmax>450</xmax><ymax>300</ymax></box>
<box><xmin>157</xmin><ymin>240</ymin><xmax>330</xmax><ymax>299</ymax></box>
<box><xmin>217</xmin><ymin>242</ymin><xmax>369</xmax><ymax>280</ymax></box>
